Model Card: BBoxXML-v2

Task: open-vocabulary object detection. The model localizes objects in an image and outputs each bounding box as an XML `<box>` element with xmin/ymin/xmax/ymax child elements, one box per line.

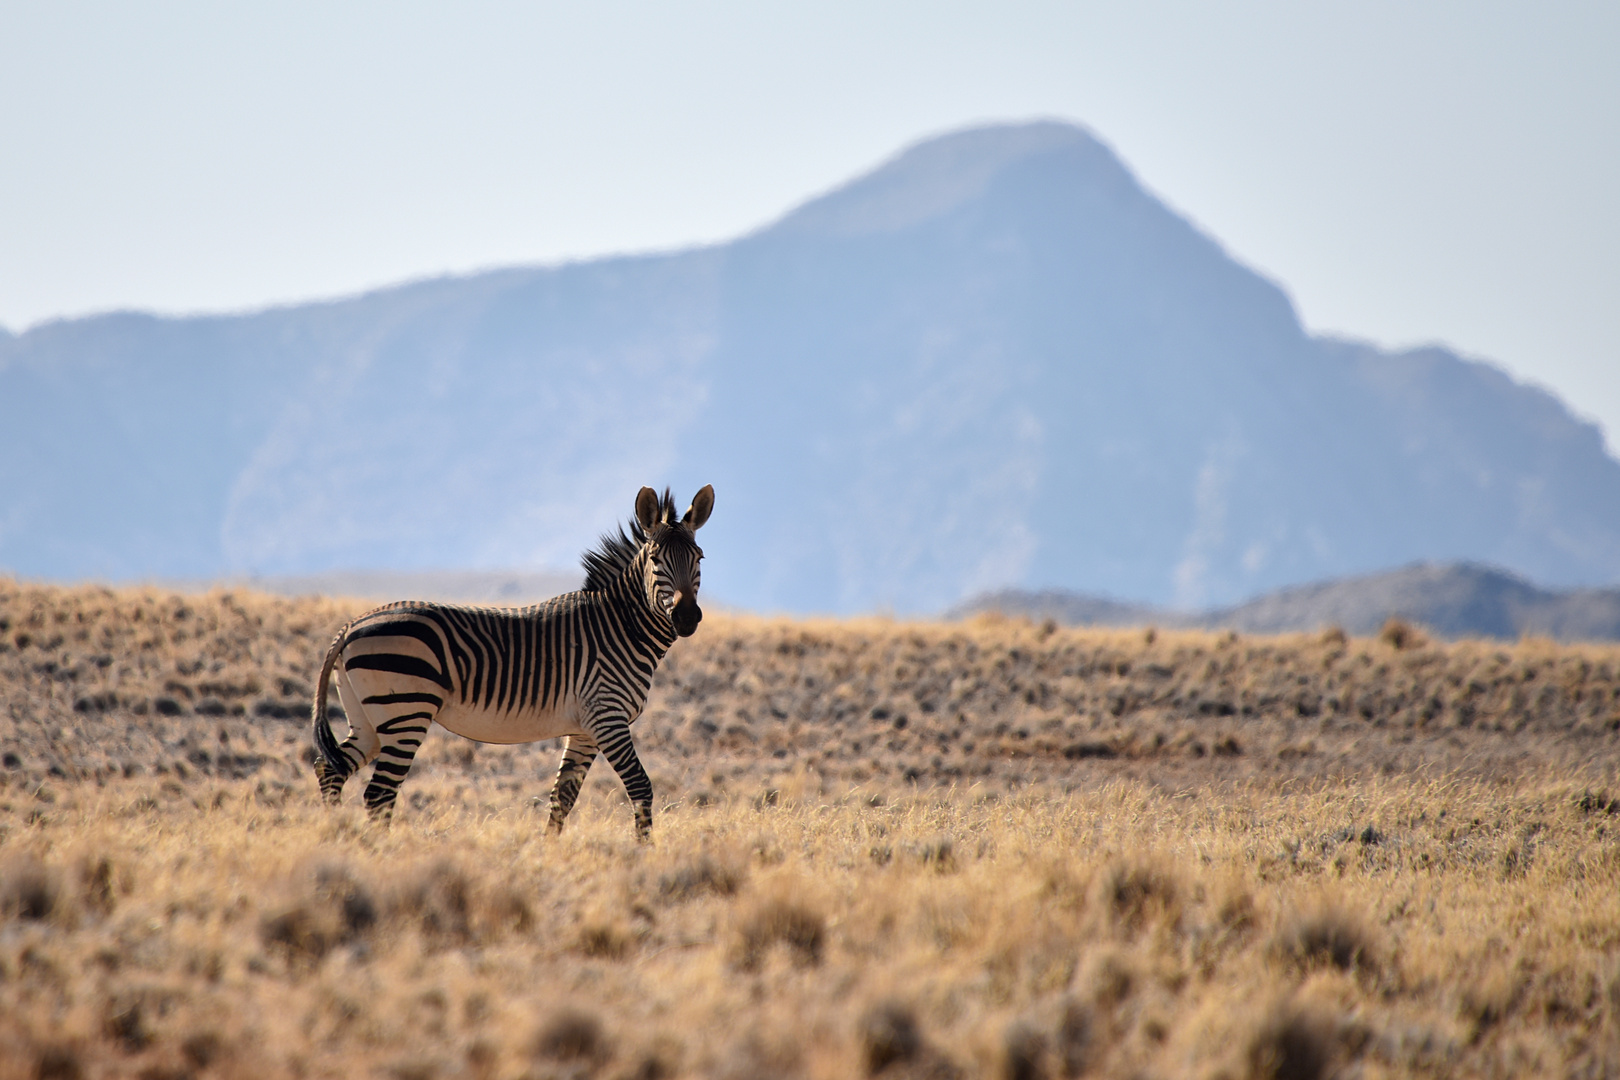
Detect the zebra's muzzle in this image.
<box><xmin>672</xmin><ymin>597</ymin><xmax>702</xmax><ymax>637</ymax></box>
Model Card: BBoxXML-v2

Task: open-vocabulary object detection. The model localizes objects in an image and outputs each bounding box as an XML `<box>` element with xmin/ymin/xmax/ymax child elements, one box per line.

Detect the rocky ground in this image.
<box><xmin>4</xmin><ymin>581</ymin><xmax>1618</xmax><ymax>816</ymax></box>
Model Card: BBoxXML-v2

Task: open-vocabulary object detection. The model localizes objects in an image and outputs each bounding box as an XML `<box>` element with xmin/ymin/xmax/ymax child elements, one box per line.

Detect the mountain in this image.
<box><xmin>159</xmin><ymin>569</ymin><xmax>581</xmax><ymax>607</ymax></box>
<box><xmin>951</xmin><ymin>562</ymin><xmax>1620</xmax><ymax>642</ymax></box>
<box><xmin>4</xmin><ymin>121</ymin><xmax>1619</xmax><ymax>614</ymax></box>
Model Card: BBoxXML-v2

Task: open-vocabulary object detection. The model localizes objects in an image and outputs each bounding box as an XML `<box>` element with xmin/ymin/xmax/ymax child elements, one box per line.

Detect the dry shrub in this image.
<box><xmin>1215</xmin><ymin>882</ymin><xmax>1258</xmax><ymax>939</ymax></box>
<box><xmin>1080</xmin><ymin>949</ymin><xmax>1136</xmax><ymax>1010</ymax></box>
<box><xmin>259</xmin><ymin>861</ymin><xmax>377</xmax><ymax>963</ymax></box>
<box><xmin>464</xmin><ymin>1038</ymin><xmax>500</xmax><ymax>1080</ymax></box>
<box><xmin>180</xmin><ymin>1028</ymin><xmax>226</xmax><ymax>1069</ymax></box>
<box><xmin>855</xmin><ymin>1001</ymin><xmax>966</xmax><ymax>1079</ymax></box>
<box><xmin>1054</xmin><ymin>998</ymin><xmax>1093</xmax><ymax>1077</ymax></box>
<box><xmin>1379</xmin><ymin>617</ymin><xmax>1426</xmax><ymax>651</ymax></box>
<box><xmin>1270</xmin><ymin>906</ymin><xmax>1379</xmax><ymax>978</ymax></box>
<box><xmin>1458</xmin><ymin>965</ymin><xmax>1523</xmax><ymax>1043</ymax></box>
<box><xmin>0</xmin><ymin>854</ymin><xmax>58</xmax><ymax>921</ymax></box>
<box><xmin>102</xmin><ymin>987</ymin><xmax>159</xmax><ymax>1051</ymax></box>
<box><xmin>1242</xmin><ymin>999</ymin><xmax>1336</xmax><ymax>1080</ymax></box>
<box><xmin>394</xmin><ymin>860</ymin><xmax>475</xmax><ymax>943</ymax></box>
<box><xmin>715</xmin><ymin>1030</ymin><xmax>810</xmax><ymax>1080</ymax></box>
<box><xmin>860</xmin><ymin>1001</ymin><xmax>922</xmax><ymax>1074</ymax></box>
<box><xmin>913</xmin><ymin>836</ymin><xmax>958</xmax><ymax>873</ymax></box>
<box><xmin>394</xmin><ymin>859</ymin><xmax>530</xmax><ymax>945</ymax></box>
<box><xmin>1001</xmin><ymin>1019</ymin><xmax>1048</xmax><ymax>1080</ymax></box>
<box><xmin>733</xmin><ymin>884</ymin><xmax>825</xmax><ymax>971</ymax></box>
<box><xmin>74</xmin><ymin>852</ymin><xmax>118</xmax><ymax>916</ymax></box>
<box><xmin>533</xmin><ymin>1007</ymin><xmax>606</xmax><ymax>1064</ymax></box>
<box><xmin>1095</xmin><ymin>860</ymin><xmax>1180</xmax><ymax>936</ymax></box>
<box><xmin>33</xmin><ymin>1046</ymin><xmax>84</xmax><ymax>1080</ymax></box>
<box><xmin>7</xmin><ymin>1044</ymin><xmax>84</xmax><ymax>1080</ymax></box>
<box><xmin>574</xmin><ymin>900</ymin><xmax>634</xmax><ymax>960</ymax></box>
<box><xmin>618</xmin><ymin>1036</ymin><xmax>681</xmax><ymax>1080</ymax></box>
<box><xmin>657</xmin><ymin>852</ymin><xmax>744</xmax><ymax>902</ymax></box>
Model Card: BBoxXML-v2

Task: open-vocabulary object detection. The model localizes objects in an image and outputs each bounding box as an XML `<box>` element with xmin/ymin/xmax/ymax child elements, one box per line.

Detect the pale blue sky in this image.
<box><xmin>3</xmin><ymin>2</ymin><xmax>1617</xmax><ymax>447</ymax></box>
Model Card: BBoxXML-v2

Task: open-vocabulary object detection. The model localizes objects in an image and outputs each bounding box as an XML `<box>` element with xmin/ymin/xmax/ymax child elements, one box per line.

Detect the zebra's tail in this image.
<box><xmin>311</xmin><ymin>629</ymin><xmax>349</xmax><ymax>785</ymax></box>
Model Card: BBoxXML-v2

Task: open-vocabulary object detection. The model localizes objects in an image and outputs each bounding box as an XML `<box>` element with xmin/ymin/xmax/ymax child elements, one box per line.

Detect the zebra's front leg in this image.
<box><xmin>585</xmin><ymin>714</ymin><xmax>654</xmax><ymax>842</ymax></box>
<box><xmin>546</xmin><ymin>733</ymin><xmax>599</xmax><ymax>834</ymax></box>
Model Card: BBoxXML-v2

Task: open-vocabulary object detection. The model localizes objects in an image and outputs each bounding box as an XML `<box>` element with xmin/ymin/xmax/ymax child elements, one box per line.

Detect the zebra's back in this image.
<box><xmin>336</xmin><ymin>595</ymin><xmax>624</xmax><ymax>745</ymax></box>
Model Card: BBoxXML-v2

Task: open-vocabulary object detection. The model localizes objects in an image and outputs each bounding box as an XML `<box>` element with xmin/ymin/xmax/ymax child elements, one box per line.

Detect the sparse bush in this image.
<box><xmin>859</xmin><ymin>1002</ymin><xmax>921</xmax><ymax>1074</ymax></box>
<box><xmin>1054</xmin><ymin>998</ymin><xmax>1093</xmax><ymax>1077</ymax></box>
<box><xmin>1270</xmin><ymin>907</ymin><xmax>1379</xmax><ymax>976</ymax></box>
<box><xmin>657</xmin><ymin>852</ymin><xmax>743</xmax><ymax>901</ymax></box>
<box><xmin>1081</xmin><ymin>950</ymin><xmax>1136</xmax><ymax>1009</ymax></box>
<box><xmin>34</xmin><ymin>1045</ymin><xmax>84</xmax><ymax>1080</ymax></box>
<box><xmin>1243</xmin><ymin>1000</ymin><xmax>1334</xmax><ymax>1080</ymax></box>
<box><xmin>575</xmin><ymin>901</ymin><xmax>633</xmax><ymax>960</ymax></box>
<box><xmin>1096</xmin><ymin>860</ymin><xmax>1180</xmax><ymax>936</ymax></box>
<box><xmin>733</xmin><ymin>889</ymin><xmax>825</xmax><ymax>970</ymax></box>
<box><xmin>1457</xmin><ymin>965</ymin><xmax>1523</xmax><ymax>1042</ymax></box>
<box><xmin>915</xmin><ymin>835</ymin><xmax>957</xmax><ymax>872</ymax></box>
<box><xmin>1379</xmin><ymin>617</ymin><xmax>1426</xmax><ymax>651</ymax></box>
<box><xmin>0</xmin><ymin>855</ymin><xmax>57</xmax><ymax>921</ymax></box>
<box><xmin>533</xmin><ymin>1008</ymin><xmax>606</xmax><ymax>1068</ymax></box>
<box><xmin>260</xmin><ymin>860</ymin><xmax>377</xmax><ymax>963</ymax></box>
<box><xmin>1002</xmin><ymin>1019</ymin><xmax>1049</xmax><ymax>1080</ymax></box>
<box><xmin>394</xmin><ymin>860</ymin><xmax>474</xmax><ymax>943</ymax></box>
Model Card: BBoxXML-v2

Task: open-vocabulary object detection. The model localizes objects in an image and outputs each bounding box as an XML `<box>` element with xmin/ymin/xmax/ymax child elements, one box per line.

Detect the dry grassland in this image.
<box><xmin>3</xmin><ymin>580</ymin><xmax>1620</xmax><ymax>1079</ymax></box>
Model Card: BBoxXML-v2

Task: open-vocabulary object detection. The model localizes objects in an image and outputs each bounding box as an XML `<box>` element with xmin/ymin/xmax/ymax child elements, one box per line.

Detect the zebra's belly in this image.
<box><xmin>434</xmin><ymin>701</ymin><xmax>584</xmax><ymax>745</ymax></box>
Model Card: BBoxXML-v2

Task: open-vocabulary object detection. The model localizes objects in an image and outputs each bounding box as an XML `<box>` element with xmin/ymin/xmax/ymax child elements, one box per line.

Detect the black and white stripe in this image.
<box><xmin>311</xmin><ymin>485</ymin><xmax>712</xmax><ymax>839</ymax></box>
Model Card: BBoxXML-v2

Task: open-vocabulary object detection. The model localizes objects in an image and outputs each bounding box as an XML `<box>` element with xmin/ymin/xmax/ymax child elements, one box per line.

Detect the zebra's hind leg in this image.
<box><xmin>313</xmin><ymin>732</ymin><xmax>367</xmax><ymax>805</ymax></box>
<box><xmin>313</xmin><ymin>754</ymin><xmax>348</xmax><ymax>805</ymax></box>
<box><xmin>547</xmin><ymin>733</ymin><xmax>599</xmax><ymax>834</ymax></box>
<box><xmin>361</xmin><ymin>715</ymin><xmax>434</xmax><ymax>822</ymax></box>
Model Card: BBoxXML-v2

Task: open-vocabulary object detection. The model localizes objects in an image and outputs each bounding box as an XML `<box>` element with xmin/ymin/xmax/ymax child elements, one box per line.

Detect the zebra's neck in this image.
<box><xmin>607</xmin><ymin>545</ymin><xmax>679</xmax><ymax>652</ymax></box>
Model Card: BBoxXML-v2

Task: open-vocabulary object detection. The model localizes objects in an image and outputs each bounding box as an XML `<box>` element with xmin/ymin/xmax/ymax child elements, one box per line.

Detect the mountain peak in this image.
<box><xmin>768</xmin><ymin>120</ymin><xmax>1122</xmax><ymax>239</ymax></box>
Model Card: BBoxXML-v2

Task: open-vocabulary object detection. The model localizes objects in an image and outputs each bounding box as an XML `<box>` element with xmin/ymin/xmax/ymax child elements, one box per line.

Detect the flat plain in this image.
<box><xmin>2</xmin><ymin>580</ymin><xmax>1619</xmax><ymax>1079</ymax></box>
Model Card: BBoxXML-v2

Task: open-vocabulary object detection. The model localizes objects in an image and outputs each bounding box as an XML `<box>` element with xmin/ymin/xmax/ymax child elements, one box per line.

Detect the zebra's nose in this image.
<box><xmin>672</xmin><ymin>596</ymin><xmax>702</xmax><ymax>637</ymax></box>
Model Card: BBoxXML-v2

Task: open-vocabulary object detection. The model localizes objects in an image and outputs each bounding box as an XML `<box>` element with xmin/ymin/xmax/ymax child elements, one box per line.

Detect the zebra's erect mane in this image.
<box><xmin>580</xmin><ymin>488</ymin><xmax>684</xmax><ymax>592</ymax></box>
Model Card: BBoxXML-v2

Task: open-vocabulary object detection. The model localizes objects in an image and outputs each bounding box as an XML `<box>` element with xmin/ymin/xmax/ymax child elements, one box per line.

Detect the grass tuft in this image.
<box><xmin>1242</xmin><ymin>999</ymin><xmax>1335</xmax><ymax>1080</ymax></box>
<box><xmin>533</xmin><ymin>1007</ymin><xmax>606</xmax><ymax>1064</ymax></box>
<box><xmin>1270</xmin><ymin>906</ymin><xmax>1379</xmax><ymax>977</ymax></box>
<box><xmin>0</xmin><ymin>855</ymin><xmax>57</xmax><ymax>921</ymax></box>
<box><xmin>859</xmin><ymin>1001</ymin><xmax>922</xmax><ymax>1074</ymax></box>
<box><xmin>733</xmin><ymin>887</ymin><xmax>826</xmax><ymax>971</ymax></box>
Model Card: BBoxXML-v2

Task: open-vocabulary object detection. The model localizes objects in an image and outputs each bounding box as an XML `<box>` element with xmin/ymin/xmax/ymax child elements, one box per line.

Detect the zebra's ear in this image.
<box><xmin>683</xmin><ymin>485</ymin><xmax>714</xmax><ymax>530</ymax></box>
<box><xmin>635</xmin><ymin>487</ymin><xmax>661</xmax><ymax>531</ymax></box>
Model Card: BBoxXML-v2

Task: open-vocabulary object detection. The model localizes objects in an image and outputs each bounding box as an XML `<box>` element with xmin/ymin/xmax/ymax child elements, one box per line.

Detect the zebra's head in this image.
<box><xmin>635</xmin><ymin>485</ymin><xmax>713</xmax><ymax>637</ymax></box>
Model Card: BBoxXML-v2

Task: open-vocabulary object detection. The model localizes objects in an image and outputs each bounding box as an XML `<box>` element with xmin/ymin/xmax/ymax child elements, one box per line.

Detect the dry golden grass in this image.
<box><xmin>5</xmin><ymin>771</ymin><xmax>1620</xmax><ymax>1079</ymax></box>
<box><xmin>3</xmin><ymin>580</ymin><xmax>1620</xmax><ymax>1078</ymax></box>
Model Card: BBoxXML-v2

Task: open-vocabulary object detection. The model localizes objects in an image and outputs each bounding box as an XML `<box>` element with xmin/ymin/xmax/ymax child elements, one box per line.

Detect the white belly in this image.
<box><xmin>434</xmin><ymin>699</ymin><xmax>585</xmax><ymax>745</ymax></box>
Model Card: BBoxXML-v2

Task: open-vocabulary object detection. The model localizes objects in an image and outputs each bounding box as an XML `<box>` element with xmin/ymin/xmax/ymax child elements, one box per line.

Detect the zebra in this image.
<box><xmin>310</xmin><ymin>485</ymin><xmax>712</xmax><ymax>839</ymax></box>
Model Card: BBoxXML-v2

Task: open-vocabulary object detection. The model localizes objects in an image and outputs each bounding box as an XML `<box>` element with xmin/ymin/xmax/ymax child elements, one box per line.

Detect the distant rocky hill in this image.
<box><xmin>951</xmin><ymin>562</ymin><xmax>1620</xmax><ymax>641</ymax></box>
<box><xmin>5</xmin><ymin>121</ymin><xmax>1619</xmax><ymax>614</ymax></box>
<box><xmin>160</xmin><ymin>569</ymin><xmax>581</xmax><ymax>606</ymax></box>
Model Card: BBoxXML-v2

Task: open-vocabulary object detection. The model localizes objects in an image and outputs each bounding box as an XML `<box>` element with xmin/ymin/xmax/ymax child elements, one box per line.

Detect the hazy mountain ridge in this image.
<box><xmin>952</xmin><ymin>562</ymin><xmax>1620</xmax><ymax>642</ymax></box>
<box><xmin>4</xmin><ymin>121</ymin><xmax>1618</xmax><ymax>613</ymax></box>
